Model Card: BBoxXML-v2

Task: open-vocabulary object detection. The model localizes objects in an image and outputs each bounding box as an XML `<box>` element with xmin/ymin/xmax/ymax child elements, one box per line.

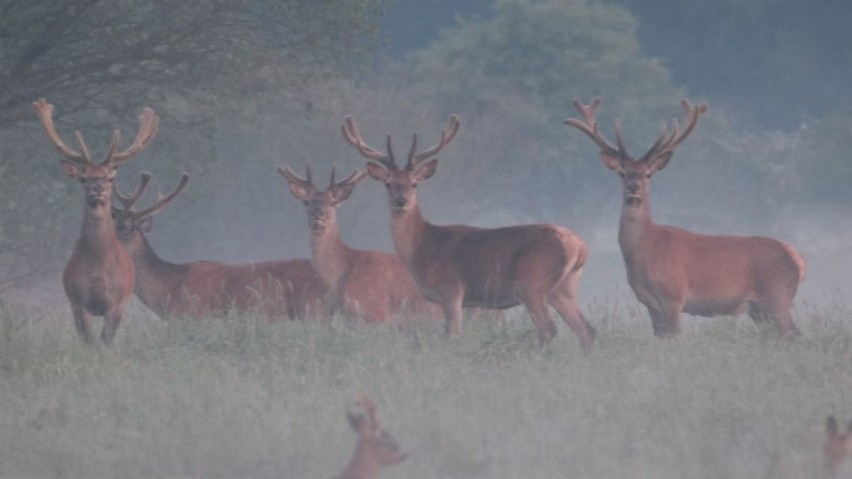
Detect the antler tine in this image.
<box><xmin>565</xmin><ymin>98</ymin><xmax>626</xmax><ymax>159</ymax></box>
<box><xmin>114</xmin><ymin>172</ymin><xmax>153</xmax><ymax>210</ymax></box>
<box><xmin>411</xmin><ymin>114</ymin><xmax>461</xmax><ymax>166</ymax></box>
<box><xmin>641</xmin><ymin>99</ymin><xmax>708</xmax><ymax>161</ymax></box>
<box><xmin>329</xmin><ymin>162</ymin><xmax>336</xmax><ymax>188</ymax></box>
<box><xmin>135</xmin><ymin>172</ymin><xmax>190</xmax><ymax>221</ymax></box>
<box><xmin>276</xmin><ymin>164</ymin><xmax>316</xmax><ymax>192</ymax></box>
<box><xmin>341</xmin><ymin>116</ymin><xmax>397</xmax><ymax>170</ymax></box>
<box><xmin>105</xmin><ymin>107</ymin><xmax>160</xmax><ymax>168</ymax></box>
<box><xmin>32</xmin><ymin>99</ymin><xmax>89</xmax><ymax>164</ymax></box>
<box><xmin>305</xmin><ymin>161</ymin><xmax>314</xmax><ymax>188</ymax></box>
<box><xmin>332</xmin><ymin>168</ymin><xmax>367</xmax><ymax>189</ymax></box>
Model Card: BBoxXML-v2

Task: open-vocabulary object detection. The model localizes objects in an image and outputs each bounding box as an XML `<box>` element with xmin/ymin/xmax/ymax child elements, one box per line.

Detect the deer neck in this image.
<box><xmin>389</xmin><ymin>203</ymin><xmax>428</xmax><ymax>266</ymax></box>
<box><xmin>78</xmin><ymin>204</ymin><xmax>120</xmax><ymax>258</ymax></box>
<box><xmin>618</xmin><ymin>193</ymin><xmax>656</xmax><ymax>262</ymax></box>
<box><xmin>309</xmin><ymin>221</ymin><xmax>352</xmax><ymax>291</ymax></box>
<box><xmin>338</xmin><ymin>443</ymin><xmax>380</xmax><ymax>479</ymax></box>
<box><xmin>128</xmin><ymin>233</ymin><xmax>188</xmax><ymax>317</ymax></box>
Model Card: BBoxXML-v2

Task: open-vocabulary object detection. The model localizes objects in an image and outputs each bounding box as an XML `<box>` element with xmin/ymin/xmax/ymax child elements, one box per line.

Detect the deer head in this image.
<box><xmin>826</xmin><ymin>416</ymin><xmax>852</xmax><ymax>477</ymax></box>
<box><xmin>278</xmin><ymin>163</ymin><xmax>366</xmax><ymax>234</ymax></box>
<box><xmin>33</xmin><ymin>99</ymin><xmax>160</xmax><ymax>211</ymax></box>
<box><xmin>341</xmin><ymin>395</ymin><xmax>408</xmax><ymax>477</ymax></box>
<box><xmin>565</xmin><ymin>98</ymin><xmax>707</xmax><ymax>207</ymax></box>
<box><xmin>112</xmin><ymin>172</ymin><xmax>190</xmax><ymax>246</ymax></box>
<box><xmin>341</xmin><ymin>115</ymin><xmax>459</xmax><ymax>213</ymax></box>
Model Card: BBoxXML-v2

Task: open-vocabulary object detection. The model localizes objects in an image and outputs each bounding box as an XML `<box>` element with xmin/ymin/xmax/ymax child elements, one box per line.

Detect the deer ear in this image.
<box><xmin>413</xmin><ymin>158</ymin><xmax>438</xmax><ymax>182</ymax></box>
<box><xmin>365</xmin><ymin>162</ymin><xmax>390</xmax><ymax>182</ymax></box>
<box><xmin>649</xmin><ymin>151</ymin><xmax>674</xmax><ymax>173</ymax></box>
<box><xmin>61</xmin><ymin>160</ymin><xmax>83</xmax><ymax>179</ymax></box>
<box><xmin>600</xmin><ymin>154</ymin><xmax>623</xmax><ymax>173</ymax></box>
<box><xmin>331</xmin><ymin>182</ymin><xmax>358</xmax><ymax>204</ymax></box>
<box><xmin>285</xmin><ymin>182</ymin><xmax>310</xmax><ymax>200</ymax></box>
<box><xmin>138</xmin><ymin>217</ymin><xmax>153</xmax><ymax>234</ymax></box>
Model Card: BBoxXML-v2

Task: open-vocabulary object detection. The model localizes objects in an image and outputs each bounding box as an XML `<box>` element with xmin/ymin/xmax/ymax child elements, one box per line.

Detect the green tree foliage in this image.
<box><xmin>0</xmin><ymin>0</ymin><xmax>383</xmax><ymax>128</ymax></box>
<box><xmin>371</xmin><ymin>0</ymin><xmax>682</xmax><ymax>227</ymax></box>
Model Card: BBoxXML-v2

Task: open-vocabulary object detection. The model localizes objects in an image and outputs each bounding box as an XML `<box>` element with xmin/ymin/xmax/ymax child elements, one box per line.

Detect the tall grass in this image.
<box><xmin>0</xmin><ymin>300</ymin><xmax>850</xmax><ymax>478</ymax></box>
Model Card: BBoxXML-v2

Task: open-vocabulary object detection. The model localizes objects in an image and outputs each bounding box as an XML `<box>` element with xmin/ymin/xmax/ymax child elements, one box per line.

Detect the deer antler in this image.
<box><xmin>278</xmin><ymin>162</ymin><xmax>318</xmax><ymax>192</ymax></box>
<box><xmin>406</xmin><ymin>115</ymin><xmax>461</xmax><ymax>170</ymax></box>
<box><xmin>639</xmin><ymin>99</ymin><xmax>708</xmax><ymax>162</ymax></box>
<box><xmin>342</xmin><ymin>116</ymin><xmax>398</xmax><ymax>170</ymax></box>
<box><xmin>104</xmin><ymin>107</ymin><xmax>160</xmax><ymax>168</ymax></box>
<box><xmin>114</xmin><ymin>172</ymin><xmax>154</xmax><ymax>210</ymax></box>
<box><xmin>565</xmin><ymin>98</ymin><xmax>630</xmax><ymax>160</ymax></box>
<box><xmin>32</xmin><ymin>99</ymin><xmax>91</xmax><ymax>165</ymax></box>
<box><xmin>33</xmin><ymin>99</ymin><xmax>160</xmax><ymax>170</ymax></box>
<box><xmin>343</xmin><ymin>115</ymin><xmax>460</xmax><ymax>172</ymax></box>
<box><xmin>328</xmin><ymin>163</ymin><xmax>367</xmax><ymax>190</ymax></box>
<box><xmin>116</xmin><ymin>172</ymin><xmax>189</xmax><ymax>221</ymax></box>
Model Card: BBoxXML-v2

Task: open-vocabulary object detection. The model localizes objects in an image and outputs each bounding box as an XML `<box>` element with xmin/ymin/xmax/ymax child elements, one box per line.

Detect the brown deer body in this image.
<box><xmin>113</xmin><ymin>174</ymin><xmax>326</xmax><ymax>320</ymax></box>
<box><xmin>566</xmin><ymin>98</ymin><xmax>805</xmax><ymax>337</ymax></box>
<box><xmin>342</xmin><ymin>116</ymin><xmax>596</xmax><ymax>352</ymax></box>
<box><xmin>336</xmin><ymin>396</ymin><xmax>407</xmax><ymax>479</ymax></box>
<box><xmin>279</xmin><ymin>164</ymin><xmax>437</xmax><ymax>323</ymax></box>
<box><xmin>826</xmin><ymin>416</ymin><xmax>852</xmax><ymax>477</ymax></box>
<box><xmin>33</xmin><ymin>99</ymin><xmax>158</xmax><ymax>344</ymax></box>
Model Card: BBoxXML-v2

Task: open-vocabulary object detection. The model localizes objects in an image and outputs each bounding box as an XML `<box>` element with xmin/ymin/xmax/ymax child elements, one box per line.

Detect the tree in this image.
<box><xmin>0</xmin><ymin>0</ymin><xmax>384</xmax><ymax>129</ymax></box>
<box><xmin>371</xmin><ymin>0</ymin><xmax>682</xmax><ymax>229</ymax></box>
<box><xmin>0</xmin><ymin>0</ymin><xmax>384</xmax><ymax>290</ymax></box>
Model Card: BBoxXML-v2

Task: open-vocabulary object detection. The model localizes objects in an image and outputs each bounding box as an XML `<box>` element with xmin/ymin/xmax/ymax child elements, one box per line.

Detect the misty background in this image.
<box><xmin>1</xmin><ymin>0</ymin><xmax>851</xmax><ymax>311</ymax></box>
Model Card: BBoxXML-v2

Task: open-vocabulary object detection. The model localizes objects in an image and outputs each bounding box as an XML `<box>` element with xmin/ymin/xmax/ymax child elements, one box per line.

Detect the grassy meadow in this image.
<box><xmin>0</xmin><ymin>295</ymin><xmax>851</xmax><ymax>479</ymax></box>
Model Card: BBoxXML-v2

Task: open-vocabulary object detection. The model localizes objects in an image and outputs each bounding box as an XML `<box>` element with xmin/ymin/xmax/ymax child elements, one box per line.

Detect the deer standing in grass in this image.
<box><xmin>112</xmin><ymin>172</ymin><xmax>326</xmax><ymax>320</ymax></box>
<box><xmin>342</xmin><ymin>115</ymin><xmax>596</xmax><ymax>352</ymax></box>
<box><xmin>335</xmin><ymin>396</ymin><xmax>407</xmax><ymax>479</ymax></box>
<box><xmin>826</xmin><ymin>416</ymin><xmax>852</xmax><ymax>477</ymax></box>
<box><xmin>33</xmin><ymin>99</ymin><xmax>158</xmax><ymax>344</ymax></box>
<box><xmin>278</xmin><ymin>163</ymin><xmax>438</xmax><ymax>323</ymax></box>
<box><xmin>566</xmin><ymin>98</ymin><xmax>805</xmax><ymax>337</ymax></box>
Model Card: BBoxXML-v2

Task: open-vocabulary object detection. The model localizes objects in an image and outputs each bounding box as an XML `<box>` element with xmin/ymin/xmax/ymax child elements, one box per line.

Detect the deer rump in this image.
<box><xmin>623</xmin><ymin>225</ymin><xmax>805</xmax><ymax>317</ymax></box>
<box><xmin>409</xmin><ymin>223</ymin><xmax>583</xmax><ymax>308</ymax></box>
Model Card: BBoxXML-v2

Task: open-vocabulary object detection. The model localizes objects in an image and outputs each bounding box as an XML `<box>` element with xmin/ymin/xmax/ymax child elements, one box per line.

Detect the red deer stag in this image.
<box><xmin>33</xmin><ymin>98</ymin><xmax>158</xmax><ymax>344</ymax></box>
<box><xmin>335</xmin><ymin>395</ymin><xmax>407</xmax><ymax>479</ymax></box>
<box><xmin>278</xmin><ymin>163</ymin><xmax>438</xmax><ymax>323</ymax></box>
<box><xmin>566</xmin><ymin>98</ymin><xmax>805</xmax><ymax>337</ymax></box>
<box><xmin>826</xmin><ymin>416</ymin><xmax>852</xmax><ymax>477</ymax></box>
<box><xmin>342</xmin><ymin>115</ymin><xmax>595</xmax><ymax>352</ymax></box>
<box><xmin>112</xmin><ymin>173</ymin><xmax>326</xmax><ymax>320</ymax></box>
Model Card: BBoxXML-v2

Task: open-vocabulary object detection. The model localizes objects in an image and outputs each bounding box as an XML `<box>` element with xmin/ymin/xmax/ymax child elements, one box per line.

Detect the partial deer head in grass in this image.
<box><xmin>336</xmin><ymin>395</ymin><xmax>407</xmax><ymax>479</ymax></box>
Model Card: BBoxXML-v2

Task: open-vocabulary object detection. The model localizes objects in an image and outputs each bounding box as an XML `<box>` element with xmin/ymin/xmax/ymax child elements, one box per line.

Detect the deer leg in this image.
<box><xmin>549</xmin><ymin>276</ymin><xmax>595</xmax><ymax>354</ymax></box>
<box><xmin>747</xmin><ymin>302</ymin><xmax>770</xmax><ymax>323</ymax></box>
<box><xmin>647</xmin><ymin>303</ymin><xmax>681</xmax><ymax>338</ymax></box>
<box><xmin>517</xmin><ymin>289</ymin><xmax>558</xmax><ymax>346</ymax></box>
<box><xmin>440</xmin><ymin>288</ymin><xmax>465</xmax><ymax>336</ymax></box>
<box><xmin>759</xmin><ymin>299</ymin><xmax>800</xmax><ymax>338</ymax></box>
<box><xmin>70</xmin><ymin>305</ymin><xmax>96</xmax><ymax>343</ymax></box>
<box><xmin>101</xmin><ymin>307</ymin><xmax>124</xmax><ymax>345</ymax></box>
